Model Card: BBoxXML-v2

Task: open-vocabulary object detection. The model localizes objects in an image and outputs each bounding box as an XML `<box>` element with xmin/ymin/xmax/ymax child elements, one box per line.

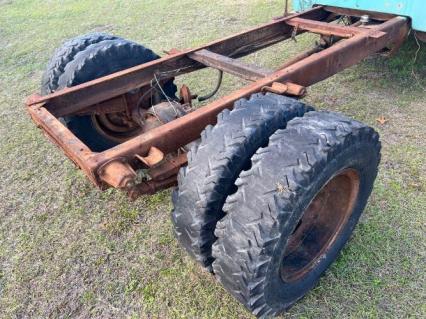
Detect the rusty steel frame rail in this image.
<box><xmin>285</xmin><ymin>17</ymin><xmax>364</xmax><ymax>38</ymax></box>
<box><xmin>26</xmin><ymin>7</ymin><xmax>409</xmax><ymax>196</ymax></box>
<box><xmin>27</xmin><ymin>7</ymin><xmax>329</xmax><ymax>117</ymax></box>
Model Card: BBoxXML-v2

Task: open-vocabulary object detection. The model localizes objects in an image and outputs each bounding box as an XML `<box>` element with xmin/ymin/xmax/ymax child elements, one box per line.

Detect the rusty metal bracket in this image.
<box><xmin>286</xmin><ymin>17</ymin><xmax>366</xmax><ymax>38</ymax></box>
<box><xmin>148</xmin><ymin>153</ymin><xmax>187</xmax><ymax>181</ymax></box>
<box><xmin>179</xmin><ymin>85</ymin><xmax>197</xmax><ymax>107</ymax></box>
<box><xmin>98</xmin><ymin>158</ymin><xmax>137</xmax><ymax>189</ymax></box>
<box><xmin>135</xmin><ymin>146</ymin><xmax>165</xmax><ymax>167</ymax></box>
<box><xmin>262</xmin><ymin>82</ymin><xmax>307</xmax><ymax>97</ymax></box>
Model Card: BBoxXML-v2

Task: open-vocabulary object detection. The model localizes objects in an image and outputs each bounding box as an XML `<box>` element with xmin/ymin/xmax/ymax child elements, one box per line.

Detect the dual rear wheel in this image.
<box><xmin>172</xmin><ymin>94</ymin><xmax>381</xmax><ymax>317</ymax></box>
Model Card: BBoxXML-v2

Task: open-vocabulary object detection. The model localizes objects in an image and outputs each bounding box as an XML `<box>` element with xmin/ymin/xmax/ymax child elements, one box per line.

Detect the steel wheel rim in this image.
<box><xmin>280</xmin><ymin>168</ymin><xmax>360</xmax><ymax>283</ymax></box>
<box><xmin>91</xmin><ymin>113</ymin><xmax>141</xmax><ymax>143</ymax></box>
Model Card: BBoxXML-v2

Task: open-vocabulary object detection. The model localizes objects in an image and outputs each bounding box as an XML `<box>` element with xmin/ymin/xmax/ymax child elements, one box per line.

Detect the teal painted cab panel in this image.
<box><xmin>293</xmin><ymin>0</ymin><xmax>425</xmax><ymax>32</ymax></box>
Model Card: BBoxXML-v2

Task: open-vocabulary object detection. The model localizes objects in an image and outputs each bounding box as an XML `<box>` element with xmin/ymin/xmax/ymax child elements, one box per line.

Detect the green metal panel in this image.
<box><xmin>293</xmin><ymin>0</ymin><xmax>426</xmax><ymax>32</ymax></box>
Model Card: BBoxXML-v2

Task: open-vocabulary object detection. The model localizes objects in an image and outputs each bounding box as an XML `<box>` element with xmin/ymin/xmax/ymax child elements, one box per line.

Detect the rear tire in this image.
<box><xmin>172</xmin><ymin>93</ymin><xmax>313</xmax><ymax>269</ymax></box>
<box><xmin>212</xmin><ymin>111</ymin><xmax>381</xmax><ymax>317</ymax></box>
<box><xmin>41</xmin><ymin>33</ymin><xmax>119</xmax><ymax>95</ymax></box>
<box><xmin>41</xmin><ymin>34</ymin><xmax>177</xmax><ymax>151</ymax></box>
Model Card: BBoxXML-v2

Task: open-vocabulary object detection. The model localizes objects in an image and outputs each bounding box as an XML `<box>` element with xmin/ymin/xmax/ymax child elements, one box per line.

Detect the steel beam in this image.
<box><xmin>285</xmin><ymin>17</ymin><xmax>364</xmax><ymax>38</ymax></box>
<box><xmin>189</xmin><ymin>49</ymin><xmax>271</xmax><ymax>81</ymax></box>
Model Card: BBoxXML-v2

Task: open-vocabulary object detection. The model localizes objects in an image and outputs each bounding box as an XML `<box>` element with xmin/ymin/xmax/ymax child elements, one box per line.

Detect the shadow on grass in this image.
<box><xmin>362</xmin><ymin>34</ymin><xmax>426</xmax><ymax>95</ymax></box>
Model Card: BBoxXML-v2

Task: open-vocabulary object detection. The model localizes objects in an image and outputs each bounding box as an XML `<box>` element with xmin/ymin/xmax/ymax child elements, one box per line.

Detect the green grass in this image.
<box><xmin>0</xmin><ymin>1</ymin><xmax>425</xmax><ymax>318</ymax></box>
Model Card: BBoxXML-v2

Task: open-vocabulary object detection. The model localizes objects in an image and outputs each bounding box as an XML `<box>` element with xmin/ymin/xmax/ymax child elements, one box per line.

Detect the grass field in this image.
<box><xmin>0</xmin><ymin>1</ymin><xmax>425</xmax><ymax>318</ymax></box>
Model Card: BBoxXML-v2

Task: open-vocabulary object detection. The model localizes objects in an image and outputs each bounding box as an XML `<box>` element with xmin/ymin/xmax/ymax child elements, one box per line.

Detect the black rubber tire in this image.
<box><xmin>41</xmin><ymin>36</ymin><xmax>177</xmax><ymax>151</ymax></box>
<box><xmin>171</xmin><ymin>93</ymin><xmax>313</xmax><ymax>269</ymax></box>
<box><xmin>41</xmin><ymin>33</ymin><xmax>120</xmax><ymax>95</ymax></box>
<box><xmin>212</xmin><ymin>111</ymin><xmax>381</xmax><ymax>318</ymax></box>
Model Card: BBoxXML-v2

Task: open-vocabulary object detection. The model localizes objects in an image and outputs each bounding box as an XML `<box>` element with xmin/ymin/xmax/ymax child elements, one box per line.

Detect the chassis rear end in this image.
<box><xmin>26</xmin><ymin>6</ymin><xmax>407</xmax><ymax>198</ymax></box>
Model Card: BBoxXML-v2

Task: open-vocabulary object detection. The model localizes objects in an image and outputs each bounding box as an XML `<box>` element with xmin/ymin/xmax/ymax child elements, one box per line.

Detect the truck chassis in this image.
<box><xmin>25</xmin><ymin>5</ymin><xmax>412</xmax><ymax>316</ymax></box>
<box><xmin>26</xmin><ymin>6</ymin><xmax>408</xmax><ymax>198</ymax></box>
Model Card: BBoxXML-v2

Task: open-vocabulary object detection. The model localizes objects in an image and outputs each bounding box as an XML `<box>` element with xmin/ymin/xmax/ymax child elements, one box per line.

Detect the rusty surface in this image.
<box><xmin>92</xmin><ymin>17</ymin><xmax>408</xmax><ymax>166</ymax></box>
<box><xmin>179</xmin><ymin>85</ymin><xmax>196</xmax><ymax>106</ymax></box>
<box><xmin>189</xmin><ymin>49</ymin><xmax>272</xmax><ymax>81</ymax></box>
<box><xmin>135</xmin><ymin>146</ymin><xmax>164</xmax><ymax>167</ymax></box>
<box><xmin>27</xmin><ymin>103</ymin><xmax>98</xmax><ymax>184</ymax></box>
<box><xmin>286</xmin><ymin>17</ymin><xmax>364</xmax><ymax>38</ymax></box>
<box><xmin>281</xmin><ymin>168</ymin><xmax>360</xmax><ymax>282</ymax></box>
<box><xmin>26</xmin><ymin>11</ymin><xmax>409</xmax><ymax>197</ymax></box>
<box><xmin>262</xmin><ymin>82</ymin><xmax>307</xmax><ymax>97</ymax></box>
<box><xmin>77</xmin><ymin>96</ymin><xmax>128</xmax><ymax>115</ymax></box>
<box><xmin>385</xmin><ymin>27</ymin><xmax>408</xmax><ymax>56</ymax></box>
<box><xmin>148</xmin><ymin>153</ymin><xmax>187</xmax><ymax>181</ymax></box>
<box><xmin>26</xmin><ymin>7</ymin><xmax>329</xmax><ymax>117</ymax></box>
<box><xmin>26</xmin><ymin>93</ymin><xmax>43</xmax><ymax>106</ymax></box>
<box><xmin>97</xmin><ymin>158</ymin><xmax>137</xmax><ymax>189</ymax></box>
<box><xmin>130</xmin><ymin>100</ymin><xmax>193</xmax><ymax>143</ymax></box>
<box><xmin>276</xmin><ymin>17</ymin><xmax>369</xmax><ymax>73</ymax></box>
<box><xmin>91</xmin><ymin>113</ymin><xmax>141</xmax><ymax>143</ymax></box>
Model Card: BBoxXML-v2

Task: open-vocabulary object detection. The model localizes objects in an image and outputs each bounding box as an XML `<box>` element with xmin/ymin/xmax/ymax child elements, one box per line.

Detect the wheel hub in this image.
<box><xmin>91</xmin><ymin>112</ymin><xmax>141</xmax><ymax>143</ymax></box>
<box><xmin>280</xmin><ymin>168</ymin><xmax>360</xmax><ymax>283</ymax></box>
